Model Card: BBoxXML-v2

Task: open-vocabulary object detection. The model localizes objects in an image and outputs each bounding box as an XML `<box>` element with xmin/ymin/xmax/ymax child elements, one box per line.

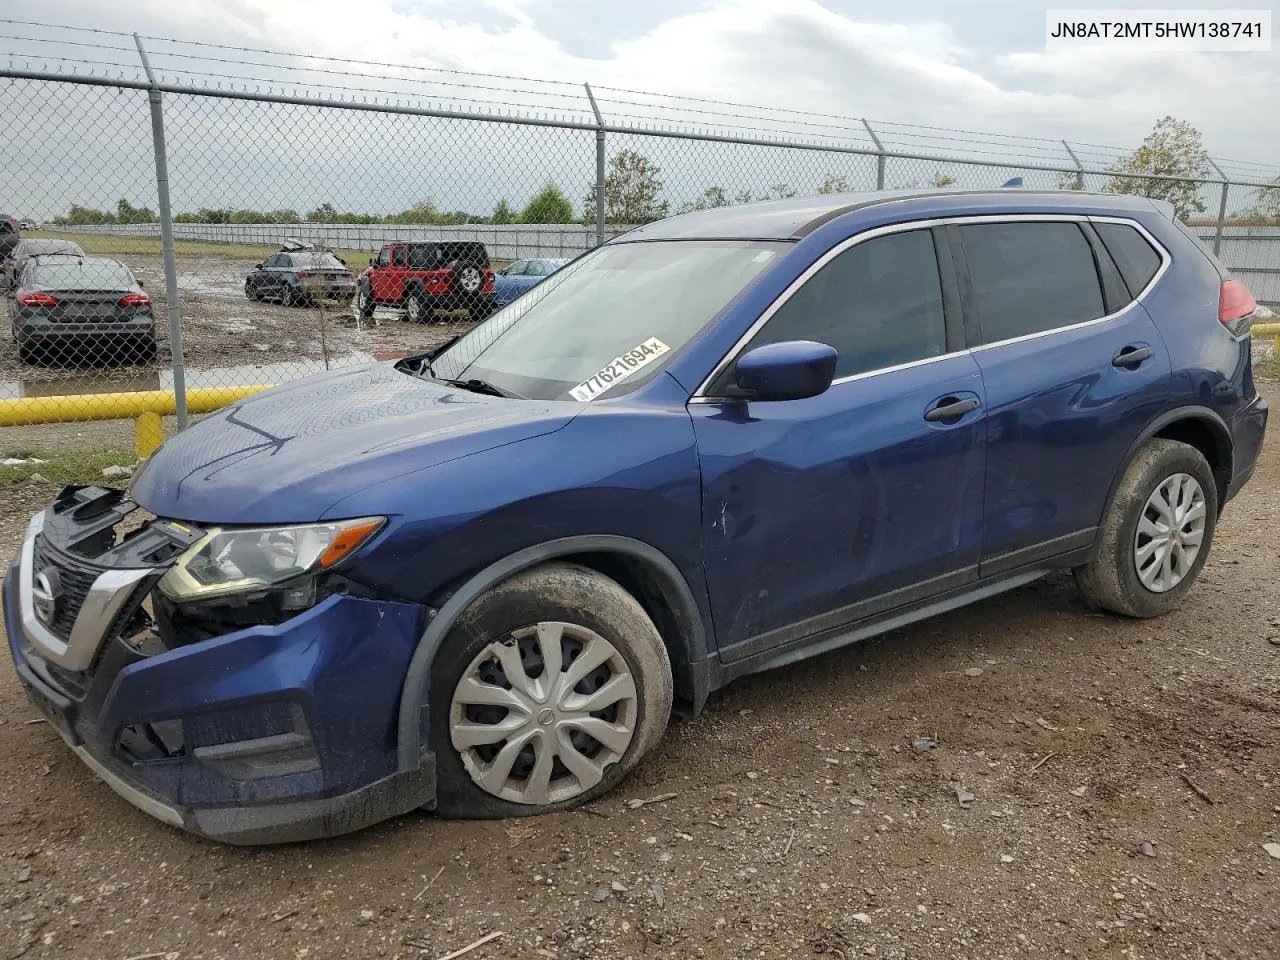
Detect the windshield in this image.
<box><xmin>429</xmin><ymin>240</ymin><xmax>785</xmax><ymax>400</ymax></box>
<box><xmin>33</xmin><ymin>260</ymin><xmax>133</xmax><ymax>290</ymax></box>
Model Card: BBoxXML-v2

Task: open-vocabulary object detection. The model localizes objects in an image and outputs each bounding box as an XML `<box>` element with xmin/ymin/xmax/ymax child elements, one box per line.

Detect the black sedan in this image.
<box><xmin>245</xmin><ymin>249</ymin><xmax>356</xmax><ymax>306</ymax></box>
<box><xmin>10</xmin><ymin>256</ymin><xmax>156</xmax><ymax>366</ymax></box>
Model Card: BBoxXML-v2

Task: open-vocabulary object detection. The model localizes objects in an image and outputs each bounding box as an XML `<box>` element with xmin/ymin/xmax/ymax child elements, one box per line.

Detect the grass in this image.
<box><xmin>26</xmin><ymin>231</ymin><xmax>375</xmax><ymax>267</ymax></box>
<box><xmin>0</xmin><ymin>446</ymin><xmax>136</xmax><ymax>489</ymax></box>
<box><xmin>1253</xmin><ymin>351</ymin><xmax>1280</xmax><ymax>380</ymax></box>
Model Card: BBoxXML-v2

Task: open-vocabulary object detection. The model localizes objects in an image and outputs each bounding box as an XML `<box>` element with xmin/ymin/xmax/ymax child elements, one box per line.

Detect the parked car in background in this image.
<box><xmin>10</xmin><ymin>255</ymin><xmax>156</xmax><ymax>365</ymax></box>
<box><xmin>245</xmin><ymin>243</ymin><xmax>356</xmax><ymax>306</ymax></box>
<box><xmin>19</xmin><ymin>219</ymin><xmax>36</xmax><ymax>231</ymax></box>
<box><xmin>3</xmin><ymin>238</ymin><xmax>86</xmax><ymax>291</ymax></box>
<box><xmin>492</xmin><ymin>257</ymin><xmax>569</xmax><ymax>307</ymax></box>
<box><xmin>0</xmin><ymin>215</ymin><xmax>23</xmax><ymax>263</ymax></box>
<box><xmin>356</xmin><ymin>241</ymin><xmax>495</xmax><ymax>322</ymax></box>
<box><xmin>4</xmin><ymin>190</ymin><xmax>1266</xmax><ymax>844</ymax></box>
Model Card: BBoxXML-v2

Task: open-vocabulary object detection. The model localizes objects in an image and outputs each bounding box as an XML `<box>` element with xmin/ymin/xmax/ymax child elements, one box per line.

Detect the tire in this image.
<box><xmin>132</xmin><ymin>338</ymin><xmax>157</xmax><ymax>365</ymax></box>
<box><xmin>450</xmin><ymin>261</ymin><xmax>484</xmax><ymax>305</ymax></box>
<box><xmin>1075</xmin><ymin>438</ymin><xmax>1218</xmax><ymax>618</ymax></box>
<box><xmin>430</xmin><ymin>562</ymin><xmax>673</xmax><ymax>819</ymax></box>
<box><xmin>17</xmin><ymin>342</ymin><xmax>39</xmax><ymax>365</ymax></box>
<box><xmin>244</xmin><ymin>281</ymin><xmax>258</xmax><ymax>302</ymax></box>
<box><xmin>404</xmin><ymin>289</ymin><xmax>428</xmax><ymax>324</ymax></box>
<box><xmin>285</xmin><ymin>284</ymin><xmax>306</xmax><ymax>308</ymax></box>
<box><xmin>468</xmin><ymin>296</ymin><xmax>497</xmax><ymax>322</ymax></box>
<box><xmin>356</xmin><ymin>281</ymin><xmax>375</xmax><ymax>319</ymax></box>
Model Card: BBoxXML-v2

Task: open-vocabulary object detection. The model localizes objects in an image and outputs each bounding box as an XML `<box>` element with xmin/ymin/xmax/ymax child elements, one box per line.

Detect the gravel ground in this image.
<box><xmin>1</xmin><ymin>387</ymin><xmax>1279</xmax><ymax>960</ymax></box>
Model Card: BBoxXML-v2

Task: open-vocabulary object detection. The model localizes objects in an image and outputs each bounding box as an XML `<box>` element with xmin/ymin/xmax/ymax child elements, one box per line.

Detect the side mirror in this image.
<box><xmin>732</xmin><ymin>340</ymin><xmax>837</xmax><ymax>402</ymax></box>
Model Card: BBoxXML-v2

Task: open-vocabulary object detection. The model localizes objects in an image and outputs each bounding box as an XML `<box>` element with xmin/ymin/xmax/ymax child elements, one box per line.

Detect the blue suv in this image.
<box><xmin>4</xmin><ymin>190</ymin><xmax>1267</xmax><ymax>843</ymax></box>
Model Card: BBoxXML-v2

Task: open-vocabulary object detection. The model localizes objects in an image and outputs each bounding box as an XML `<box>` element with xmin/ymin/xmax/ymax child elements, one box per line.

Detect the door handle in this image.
<box><xmin>1113</xmin><ymin>345</ymin><xmax>1153</xmax><ymax>368</ymax></box>
<box><xmin>924</xmin><ymin>396</ymin><xmax>980</xmax><ymax>423</ymax></box>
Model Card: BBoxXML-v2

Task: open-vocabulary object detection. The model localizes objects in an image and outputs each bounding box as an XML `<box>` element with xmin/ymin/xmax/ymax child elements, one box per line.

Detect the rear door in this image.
<box><xmin>952</xmin><ymin>217</ymin><xmax>1173</xmax><ymax>573</ymax></box>
<box><xmin>691</xmin><ymin>226</ymin><xmax>987</xmax><ymax>660</ymax></box>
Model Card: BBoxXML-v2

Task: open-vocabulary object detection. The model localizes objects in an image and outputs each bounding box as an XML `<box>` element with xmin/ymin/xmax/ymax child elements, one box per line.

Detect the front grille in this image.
<box><xmin>31</xmin><ymin>533</ymin><xmax>100</xmax><ymax>640</ymax></box>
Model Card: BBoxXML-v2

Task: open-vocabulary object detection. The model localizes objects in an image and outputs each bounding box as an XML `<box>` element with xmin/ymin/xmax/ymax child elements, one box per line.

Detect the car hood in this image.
<box><xmin>130</xmin><ymin>363</ymin><xmax>578</xmax><ymax>524</ymax></box>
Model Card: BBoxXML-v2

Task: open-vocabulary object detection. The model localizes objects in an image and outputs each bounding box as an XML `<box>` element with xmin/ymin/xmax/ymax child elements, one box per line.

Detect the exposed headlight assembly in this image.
<box><xmin>157</xmin><ymin>517</ymin><xmax>384</xmax><ymax>602</ymax></box>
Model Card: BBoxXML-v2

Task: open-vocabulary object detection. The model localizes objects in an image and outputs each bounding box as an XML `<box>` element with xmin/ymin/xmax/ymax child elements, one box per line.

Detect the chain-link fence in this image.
<box><xmin>2</xmin><ymin>26</ymin><xmax>1279</xmax><ymax>455</ymax></box>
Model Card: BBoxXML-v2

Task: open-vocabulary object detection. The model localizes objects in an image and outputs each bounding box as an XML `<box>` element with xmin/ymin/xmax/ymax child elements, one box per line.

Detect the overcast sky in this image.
<box><xmin>1</xmin><ymin>0</ymin><xmax>1276</xmax><ymax>218</ymax></box>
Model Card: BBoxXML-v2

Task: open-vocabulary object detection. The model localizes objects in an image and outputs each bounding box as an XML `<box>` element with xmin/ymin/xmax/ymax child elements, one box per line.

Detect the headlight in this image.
<box><xmin>158</xmin><ymin>517</ymin><xmax>384</xmax><ymax>601</ymax></box>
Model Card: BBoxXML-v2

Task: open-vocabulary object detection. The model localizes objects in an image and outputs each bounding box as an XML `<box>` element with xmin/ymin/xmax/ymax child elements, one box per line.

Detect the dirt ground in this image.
<box><xmin>0</xmin><ymin>252</ymin><xmax>471</xmax><ymax>394</ymax></box>
<box><xmin>1</xmin><ymin>386</ymin><xmax>1279</xmax><ymax>960</ymax></box>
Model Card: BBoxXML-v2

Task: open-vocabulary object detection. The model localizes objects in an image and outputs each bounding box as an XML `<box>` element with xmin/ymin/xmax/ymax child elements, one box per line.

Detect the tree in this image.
<box><xmin>584</xmin><ymin>150</ymin><xmax>670</xmax><ymax>225</ymax></box>
<box><xmin>520</xmin><ymin>184</ymin><xmax>575</xmax><ymax>224</ymax></box>
<box><xmin>1105</xmin><ymin>116</ymin><xmax>1210</xmax><ymax>220</ymax></box>
<box><xmin>678</xmin><ymin>186</ymin><xmax>732</xmax><ymax>214</ymax></box>
<box><xmin>490</xmin><ymin>199</ymin><xmax>516</xmax><ymax>224</ymax></box>
<box><xmin>761</xmin><ymin>183</ymin><xmax>797</xmax><ymax>201</ymax></box>
<box><xmin>819</xmin><ymin>175</ymin><xmax>851</xmax><ymax>194</ymax></box>
<box><xmin>1253</xmin><ymin>177</ymin><xmax>1280</xmax><ymax>221</ymax></box>
<box><xmin>307</xmin><ymin>202</ymin><xmax>338</xmax><ymax>223</ymax></box>
<box><xmin>931</xmin><ymin>172</ymin><xmax>956</xmax><ymax>188</ymax></box>
<box><xmin>116</xmin><ymin>199</ymin><xmax>156</xmax><ymax>223</ymax></box>
<box><xmin>1055</xmin><ymin>169</ymin><xmax>1083</xmax><ymax>191</ymax></box>
<box><xmin>394</xmin><ymin>200</ymin><xmax>442</xmax><ymax>225</ymax></box>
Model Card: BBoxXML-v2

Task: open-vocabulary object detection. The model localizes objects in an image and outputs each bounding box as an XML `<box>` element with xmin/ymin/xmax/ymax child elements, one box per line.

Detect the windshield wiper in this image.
<box><xmin>443</xmin><ymin>377</ymin><xmax>520</xmax><ymax>399</ymax></box>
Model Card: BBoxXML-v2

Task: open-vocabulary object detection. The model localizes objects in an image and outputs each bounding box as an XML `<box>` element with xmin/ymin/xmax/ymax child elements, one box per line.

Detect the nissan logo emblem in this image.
<box><xmin>32</xmin><ymin>568</ymin><xmax>61</xmax><ymax>628</ymax></box>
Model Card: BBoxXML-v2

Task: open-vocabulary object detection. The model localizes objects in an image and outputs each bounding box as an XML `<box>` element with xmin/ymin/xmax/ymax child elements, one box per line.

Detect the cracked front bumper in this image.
<box><xmin>4</xmin><ymin>507</ymin><xmax>436</xmax><ymax>845</ymax></box>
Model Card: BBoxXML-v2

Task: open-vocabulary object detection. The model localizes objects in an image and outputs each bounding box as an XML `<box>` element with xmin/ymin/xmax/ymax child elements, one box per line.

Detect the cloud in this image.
<box><xmin>1</xmin><ymin>0</ymin><xmax>1275</xmax><ymax>221</ymax></box>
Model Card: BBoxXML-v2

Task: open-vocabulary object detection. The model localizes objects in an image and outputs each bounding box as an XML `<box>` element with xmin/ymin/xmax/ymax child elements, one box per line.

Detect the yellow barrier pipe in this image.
<box><xmin>0</xmin><ymin>385</ymin><xmax>274</xmax><ymax>459</ymax></box>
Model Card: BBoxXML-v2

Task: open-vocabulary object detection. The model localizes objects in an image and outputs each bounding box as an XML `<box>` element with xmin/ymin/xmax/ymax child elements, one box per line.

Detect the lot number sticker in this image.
<box><xmin>570</xmin><ymin>338</ymin><xmax>670</xmax><ymax>402</ymax></box>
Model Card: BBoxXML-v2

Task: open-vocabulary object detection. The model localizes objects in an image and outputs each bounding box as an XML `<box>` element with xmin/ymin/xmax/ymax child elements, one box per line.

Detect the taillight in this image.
<box><xmin>118</xmin><ymin>293</ymin><xmax>151</xmax><ymax>307</ymax></box>
<box><xmin>298</xmin><ymin>271</ymin><xmax>312</xmax><ymax>279</ymax></box>
<box><xmin>1219</xmin><ymin>279</ymin><xmax>1257</xmax><ymax>337</ymax></box>
<box><xmin>18</xmin><ymin>292</ymin><xmax>59</xmax><ymax>307</ymax></box>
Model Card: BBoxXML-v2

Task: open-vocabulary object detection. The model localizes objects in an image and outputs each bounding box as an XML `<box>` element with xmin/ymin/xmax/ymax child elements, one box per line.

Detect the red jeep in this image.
<box><xmin>356</xmin><ymin>241</ymin><xmax>496</xmax><ymax>322</ymax></box>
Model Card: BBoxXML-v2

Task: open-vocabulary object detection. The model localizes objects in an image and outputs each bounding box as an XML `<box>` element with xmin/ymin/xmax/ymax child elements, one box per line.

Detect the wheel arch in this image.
<box><xmin>395</xmin><ymin>535</ymin><xmax>711</xmax><ymax>774</ymax></box>
<box><xmin>1107</xmin><ymin>406</ymin><xmax>1233</xmax><ymax>521</ymax></box>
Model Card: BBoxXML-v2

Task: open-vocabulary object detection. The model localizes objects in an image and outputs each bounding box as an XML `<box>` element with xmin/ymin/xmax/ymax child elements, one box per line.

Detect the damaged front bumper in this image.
<box><xmin>4</xmin><ymin>487</ymin><xmax>436</xmax><ymax>844</ymax></box>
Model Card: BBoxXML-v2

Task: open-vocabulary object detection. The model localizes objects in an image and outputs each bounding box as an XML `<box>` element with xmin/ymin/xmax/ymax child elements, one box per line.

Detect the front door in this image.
<box><xmin>690</xmin><ymin>226</ymin><xmax>987</xmax><ymax>662</ymax></box>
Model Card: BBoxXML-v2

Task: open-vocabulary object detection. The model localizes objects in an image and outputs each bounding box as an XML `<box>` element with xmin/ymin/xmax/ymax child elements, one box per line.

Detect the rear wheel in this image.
<box><xmin>405</xmin><ymin>289</ymin><xmax>429</xmax><ymax>323</ymax></box>
<box><xmin>430</xmin><ymin>563</ymin><xmax>673</xmax><ymax>818</ymax></box>
<box><xmin>285</xmin><ymin>284</ymin><xmax>306</xmax><ymax>308</ymax></box>
<box><xmin>17</xmin><ymin>342</ymin><xmax>39</xmax><ymax>365</ymax></box>
<box><xmin>244</xmin><ymin>280</ymin><xmax>259</xmax><ymax>301</ymax></box>
<box><xmin>1075</xmin><ymin>439</ymin><xmax>1217</xmax><ymax>618</ymax></box>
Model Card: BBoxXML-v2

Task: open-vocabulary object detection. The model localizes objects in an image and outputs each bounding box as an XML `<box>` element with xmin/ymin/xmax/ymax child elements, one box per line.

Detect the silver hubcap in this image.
<box><xmin>450</xmin><ymin>622</ymin><xmax>638</xmax><ymax>806</ymax></box>
<box><xmin>459</xmin><ymin>267</ymin><xmax>481</xmax><ymax>293</ymax></box>
<box><xmin>407</xmin><ymin>297</ymin><xmax>421</xmax><ymax>320</ymax></box>
<box><xmin>1134</xmin><ymin>472</ymin><xmax>1206</xmax><ymax>593</ymax></box>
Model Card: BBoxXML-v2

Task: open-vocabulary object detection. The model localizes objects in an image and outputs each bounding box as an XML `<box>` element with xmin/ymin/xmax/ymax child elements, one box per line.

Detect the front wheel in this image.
<box><xmin>1075</xmin><ymin>438</ymin><xmax>1218</xmax><ymax>618</ymax></box>
<box><xmin>430</xmin><ymin>563</ymin><xmax>673</xmax><ymax>818</ymax></box>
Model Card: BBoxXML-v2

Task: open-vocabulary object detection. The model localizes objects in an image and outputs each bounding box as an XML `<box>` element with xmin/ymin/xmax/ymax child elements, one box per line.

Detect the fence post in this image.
<box><xmin>133</xmin><ymin>34</ymin><xmax>188</xmax><ymax>431</ymax></box>
<box><xmin>1207</xmin><ymin>157</ymin><xmax>1229</xmax><ymax>257</ymax></box>
<box><xmin>1062</xmin><ymin>140</ymin><xmax>1085</xmax><ymax>190</ymax></box>
<box><xmin>862</xmin><ymin>119</ymin><xmax>885</xmax><ymax>190</ymax></box>
<box><xmin>584</xmin><ymin>83</ymin><xmax>606</xmax><ymax>248</ymax></box>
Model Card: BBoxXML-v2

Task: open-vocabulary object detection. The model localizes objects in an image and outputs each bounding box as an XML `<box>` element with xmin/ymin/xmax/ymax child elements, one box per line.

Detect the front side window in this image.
<box><xmin>960</xmin><ymin>222</ymin><xmax>1106</xmax><ymax>344</ymax></box>
<box><xmin>729</xmin><ymin>229</ymin><xmax>947</xmax><ymax>383</ymax></box>
<box><xmin>375</xmin><ymin>247</ymin><xmax>391</xmax><ymax>267</ymax></box>
<box><xmin>428</xmin><ymin>240</ymin><xmax>785</xmax><ymax>400</ymax></box>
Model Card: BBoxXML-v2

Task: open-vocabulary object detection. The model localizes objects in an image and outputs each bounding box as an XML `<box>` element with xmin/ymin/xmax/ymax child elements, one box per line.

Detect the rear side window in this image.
<box><xmin>1095</xmin><ymin>222</ymin><xmax>1162</xmax><ymax>297</ymax></box>
<box><xmin>739</xmin><ymin>229</ymin><xmax>947</xmax><ymax>381</ymax></box>
<box><xmin>408</xmin><ymin>245</ymin><xmax>440</xmax><ymax>269</ymax></box>
<box><xmin>960</xmin><ymin>222</ymin><xmax>1105</xmax><ymax>345</ymax></box>
<box><xmin>391</xmin><ymin>247</ymin><xmax>409</xmax><ymax>268</ymax></box>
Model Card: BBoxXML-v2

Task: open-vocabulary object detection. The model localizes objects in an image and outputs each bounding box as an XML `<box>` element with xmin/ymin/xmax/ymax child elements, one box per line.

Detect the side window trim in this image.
<box><xmin>929</xmin><ymin>226</ymin><xmax>967</xmax><ymax>354</ymax></box>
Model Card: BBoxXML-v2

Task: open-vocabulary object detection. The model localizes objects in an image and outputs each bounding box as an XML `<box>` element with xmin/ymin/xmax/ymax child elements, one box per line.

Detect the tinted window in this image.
<box><xmin>391</xmin><ymin>247</ymin><xmax>408</xmax><ymax>268</ymax></box>
<box><xmin>408</xmin><ymin>245</ymin><xmax>440</xmax><ymax>269</ymax></box>
<box><xmin>32</xmin><ymin>259</ymin><xmax>133</xmax><ymax>290</ymax></box>
<box><xmin>960</xmin><ymin>222</ymin><xmax>1105</xmax><ymax>344</ymax></box>
<box><xmin>440</xmin><ymin>242</ymin><xmax>488</xmax><ymax>265</ymax></box>
<box><xmin>1095</xmin><ymin>222</ymin><xmax>1162</xmax><ymax>297</ymax></box>
<box><xmin>375</xmin><ymin>248</ymin><xmax>390</xmax><ymax>267</ymax></box>
<box><xmin>737</xmin><ymin>229</ymin><xmax>946</xmax><ymax>381</ymax></box>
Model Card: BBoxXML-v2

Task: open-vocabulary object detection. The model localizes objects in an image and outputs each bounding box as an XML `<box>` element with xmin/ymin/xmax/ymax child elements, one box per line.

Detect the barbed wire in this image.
<box><xmin>2</xmin><ymin>18</ymin><xmax>1278</xmax><ymax>183</ymax></box>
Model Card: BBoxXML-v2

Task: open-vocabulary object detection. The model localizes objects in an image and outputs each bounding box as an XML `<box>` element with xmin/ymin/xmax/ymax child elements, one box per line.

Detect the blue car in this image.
<box><xmin>5</xmin><ymin>190</ymin><xmax>1267</xmax><ymax>844</ymax></box>
<box><xmin>491</xmin><ymin>257</ymin><xmax>568</xmax><ymax>306</ymax></box>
